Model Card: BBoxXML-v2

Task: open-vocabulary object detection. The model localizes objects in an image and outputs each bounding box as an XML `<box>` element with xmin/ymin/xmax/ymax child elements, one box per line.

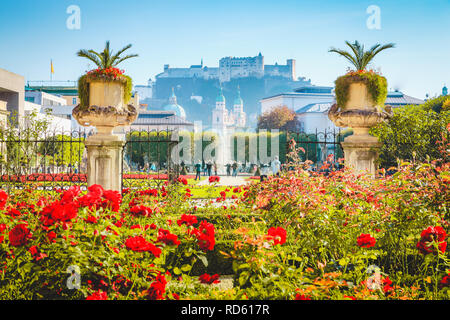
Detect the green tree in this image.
<box><xmin>257</xmin><ymin>106</ymin><xmax>299</xmax><ymax>131</ymax></box>
<box><xmin>370</xmin><ymin>99</ymin><xmax>450</xmax><ymax>168</ymax></box>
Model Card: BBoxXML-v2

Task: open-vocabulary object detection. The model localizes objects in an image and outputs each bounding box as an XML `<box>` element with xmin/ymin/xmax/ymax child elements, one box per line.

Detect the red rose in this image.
<box><xmin>130</xmin><ymin>205</ymin><xmax>153</xmax><ymax>217</ymax></box>
<box><xmin>88</xmin><ymin>184</ymin><xmax>104</xmax><ymax>196</ymax></box>
<box><xmin>146</xmin><ymin>274</ymin><xmax>167</xmax><ymax>300</ymax></box>
<box><xmin>267</xmin><ymin>227</ymin><xmax>287</xmax><ymax>245</ymax></box>
<box><xmin>9</xmin><ymin>224</ymin><xmax>31</xmax><ymax>247</ymax></box>
<box><xmin>156</xmin><ymin>228</ymin><xmax>180</xmax><ymax>246</ymax></box>
<box><xmin>177</xmin><ymin>214</ymin><xmax>198</xmax><ymax>227</ymax></box>
<box><xmin>199</xmin><ymin>273</ymin><xmax>220</xmax><ymax>284</ymax></box>
<box><xmin>357</xmin><ymin>233</ymin><xmax>376</xmax><ymax>248</ymax></box>
<box><xmin>209</xmin><ymin>176</ymin><xmax>220</xmax><ymax>183</ymax></box>
<box><xmin>295</xmin><ymin>294</ymin><xmax>311</xmax><ymax>300</ymax></box>
<box><xmin>86</xmin><ymin>290</ymin><xmax>108</xmax><ymax>300</ymax></box>
<box><xmin>193</xmin><ymin>220</ymin><xmax>215</xmax><ymax>252</ymax></box>
<box><xmin>47</xmin><ymin>231</ymin><xmax>57</xmax><ymax>242</ymax></box>
<box><xmin>440</xmin><ymin>273</ymin><xmax>450</xmax><ymax>288</ymax></box>
<box><xmin>416</xmin><ymin>226</ymin><xmax>447</xmax><ymax>255</ymax></box>
<box><xmin>125</xmin><ymin>236</ymin><xmax>161</xmax><ymax>257</ymax></box>
<box><xmin>0</xmin><ymin>190</ymin><xmax>8</xmax><ymax>209</ymax></box>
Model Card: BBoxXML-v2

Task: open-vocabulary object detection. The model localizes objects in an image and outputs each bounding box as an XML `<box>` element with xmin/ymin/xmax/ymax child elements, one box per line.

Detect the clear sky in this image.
<box><xmin>0</xmin><ymin>0</ymin><xmax>449</xmax><ymax>99</ymax></box>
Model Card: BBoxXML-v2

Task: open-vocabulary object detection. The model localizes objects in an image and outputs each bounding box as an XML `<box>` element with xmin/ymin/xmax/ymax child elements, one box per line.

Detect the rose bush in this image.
<box><xmin>0</xmin><ymin>138</ymin><xmax>448</xmax><ymax>300</ymax></box>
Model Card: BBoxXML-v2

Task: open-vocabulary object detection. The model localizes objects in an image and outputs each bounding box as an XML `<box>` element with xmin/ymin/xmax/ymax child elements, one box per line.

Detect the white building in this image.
<box><xmin>25</xmin><ymin>90</ymin><xmax>67</xmax><ymax>107</ymax></box>
<box><xmin>24</xmin><ymin>101</ymin><xmax>72</xmax><ymax>132</ymax></box>
<box><xmin>296</xmin><ymin>103</ymin><xmax>337</xmax><ymax>134</ymax></box>
<box><xmin>260</xmin><ymin>86</ymin><xmax>334</xmax><ymax>114</ymax></box>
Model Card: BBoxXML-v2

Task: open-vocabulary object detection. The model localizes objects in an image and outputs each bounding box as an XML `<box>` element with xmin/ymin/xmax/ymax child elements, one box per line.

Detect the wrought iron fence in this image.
<box><xmin>121</xmin><ymin>128</ymin><xmax>180</xmax><ymax>189</ymax></box>
<box><xmin>286</xmin><ymin>128</ymin><xmax>344</xmax><ymax>170</ymax></box>
<box><xmin>0</xmin><ymin>128</ymin><xmax>89</xmax><ymax>191</ymax></box>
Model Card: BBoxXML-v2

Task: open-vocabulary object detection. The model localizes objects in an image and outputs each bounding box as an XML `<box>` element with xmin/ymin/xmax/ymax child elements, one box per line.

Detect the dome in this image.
<box><xmin>163</xmin><ymin>87</ymin><xmax>186</xmax><ymax>119</ymax></box>
<box><xmin>163</xmin><ymin>103</ymin><xmax>186</xmax><ymax>119</ymax></box>
<box><xmin>216</xmin><ymin>87</ymin><xmax>226</xmax><ymax>103</ymax></box>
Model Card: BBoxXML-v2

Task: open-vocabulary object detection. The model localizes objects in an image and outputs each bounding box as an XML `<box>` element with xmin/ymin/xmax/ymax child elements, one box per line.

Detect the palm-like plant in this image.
<box><xmin>329</xmin><ymin>41</ymin><xmax>395</xmax><ymax>71</ymax></box>
<box><xmin>77</xmin><ymin>41</ymin><xmax>138</xmax><ymax>69</ymax></box>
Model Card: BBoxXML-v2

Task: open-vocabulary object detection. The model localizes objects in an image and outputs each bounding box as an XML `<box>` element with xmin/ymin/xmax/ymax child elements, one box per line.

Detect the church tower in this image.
<box><xmin>232</xmin><ymin>85</ymin><xmax>246</xmax><ymax>127</ymax></box>
<box><xmin>212</xmin><ymin>86</ymin><xmax>229</xmax><ymax>129</ymax></box>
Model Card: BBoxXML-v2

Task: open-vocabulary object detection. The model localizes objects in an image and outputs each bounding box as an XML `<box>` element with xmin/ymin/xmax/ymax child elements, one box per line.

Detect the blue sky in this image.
<box><xmin>0</xmin><ymin>0</ymin><xmax>449</xmax><ymax>99</ymax></box>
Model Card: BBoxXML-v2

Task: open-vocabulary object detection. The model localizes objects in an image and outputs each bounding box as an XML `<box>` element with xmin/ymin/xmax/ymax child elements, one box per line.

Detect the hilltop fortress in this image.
<box><xmin>156</xmin><ymin>53</ymin><xmax>296</xmax><ymax>82</ymax></box>
<box><xmin>140</xmin><ymin>53</ymin><xmax>312</xmax><ymax>127</ymax></box>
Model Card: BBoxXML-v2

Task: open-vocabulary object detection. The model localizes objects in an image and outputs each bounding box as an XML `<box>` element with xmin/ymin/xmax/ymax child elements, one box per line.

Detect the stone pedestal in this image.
<box><xmin>341</xmin><ymin>129</ymin><xmax>381</xmax><ymax>177</ymax></box>
<box><xmin>341</xmin><ymin>139</ymin><xmax>381</xmax><ymax>178</ymax></box>
<box><xmin>84</xmin><ymin>134</ymin><xmax>125</xmax><ymax>192</ymax></box>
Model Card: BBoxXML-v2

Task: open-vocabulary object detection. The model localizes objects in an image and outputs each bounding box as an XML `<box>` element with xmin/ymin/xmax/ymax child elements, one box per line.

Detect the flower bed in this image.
<box><xmin>0</xmin><ymin>158</ymin><xmax>448</xmax><ymax>300</ymax></box>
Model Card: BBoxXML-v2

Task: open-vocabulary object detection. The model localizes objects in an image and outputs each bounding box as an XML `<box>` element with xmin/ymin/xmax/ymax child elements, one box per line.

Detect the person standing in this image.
<box><xmin>232</xmin><ymin>162</ymin><xmax>238</xmax><ymax>177</ymax></box>
<box><xmin>226</xmin><ymin>163</ymin><xmax>231</xmax><ymax>176</ymax></box>
<box><xmin>206</xmin><ymin>162</ymin><xmax>212</xmax><ymax>177</ymax></box>
<box><xmin>195</xmin><ymin>162</ymin><xmax>202</xmax><ymax>181</ymax></box>
<box><xmin>213</xmin><ymin>162</ymin><xmax>218</xmax><ymax>176</ymax></box>
<box><xmin>271</xmin><ymin>156</ymin><xmax>281</xmax><ymax>176</ymax></box>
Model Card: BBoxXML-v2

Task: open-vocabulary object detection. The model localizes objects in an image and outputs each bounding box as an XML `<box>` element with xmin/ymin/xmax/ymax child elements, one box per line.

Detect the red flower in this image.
<box><xmin>416</xmin><ymin>226</ymin><xmax>447</xmax><ymax>255</ymax></box>
<box><xmin>8</xmin><ymin>224</ymin><xmax>31</xmax><ymax>247</ymax></box>
<box><xmin>0</xmin><ymin>190</ymin><xmax>8</xmax><ymax>209</ymax></box>
<box><xmin>85</xmin><ymin>215</ymin><xmax>98</xmax><ymax>224</ymax></box>
<box><xmin>177</xmin><ymin>177</ymin><xmax>188</xmax><ymax>185</ymax></box>
<box><xmin>295</xmin><ymin>294</ymin><xmax>311</xmax><ymax>300</ymax></box>
<box><xmin>357</xmin><ymin>233</ymin><xmax>376</xmax><ymax>248</ymax></box>
<box><xmin>125</xmin><ymin>236</ymin><xmax>161</xmax><ymax>257</ymax></box>
<box><xmin>88</xmin><ymin>184</ymin><xmax>104</xmax><ymax>196</ymax></box>
<box><xmin>382</xmin><ymin>276</ymin><xmax>394</xmax><ymax>294</ymax></box>
<box><xmin>440</xmin><ymin>273</ymin><xmax>450</xmax><ymax>288</ymax></box>
<box><xmin>46</xmin><ymin>231</ymin><xmax>57</xmax><ymax>243</ymax></box>
<box><xmin>267</xmin><ymin>227</ymin><xmax>287</xmax><ymax>245</ymax></box>
<box><xmin>156</xmin><ymin>228</ymin><xmax>180</xmax><ymax>246</ymax></box>
<box><xmin>146</xmin><ymin>274</ymin><xmax>167</xmax><ymax>300</ymax></box>
<box><xmin>130</xmin><ymin>205</ymin><xmax>153</xmax><ymax>217</ymax></box>
<box><xmin>209</xmin><ymin>176</ymin><xmax>220</xmax><ymax>183</ymax></box>
<box><xmin>199</xmin><ymin>273</ymin><xmax>220</xmax><ymax>284</ymax></box>
<box><xmin>86</xmin><ymin>290</ymin><xmax>108</xmax><ymax>300</ymax></box>
<box><xmin>177</xmin><ymin>214</ymin><xmax>198</xmax><ymax>227</ymax></box>
<box><xmin>193</xmin><ymin>220</ymin><xmax>215</xmax><ymax>252</ymax></box>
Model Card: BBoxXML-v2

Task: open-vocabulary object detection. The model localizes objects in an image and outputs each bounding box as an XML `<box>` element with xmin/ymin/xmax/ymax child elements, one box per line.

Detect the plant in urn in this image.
<box><xmin>328</xmin><ymin>41</ymin><xmax>395</xmax><ymax>176</ymax></box>
<box><xmin>73</xmin><ymin>41</ymin><xmax>138</xmax><ymax>191</ymax></box>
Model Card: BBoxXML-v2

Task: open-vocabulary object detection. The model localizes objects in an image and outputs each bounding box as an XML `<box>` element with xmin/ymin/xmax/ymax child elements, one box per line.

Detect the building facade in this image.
<box><xmin>212</xmin><ymin>87</ymin><xmax>247</xmax><ymax>130</ymax></box>
<box><xmin>0</xmin><ymin>68</ymin><xmax>25</xmax><ymax>121</ymax></box>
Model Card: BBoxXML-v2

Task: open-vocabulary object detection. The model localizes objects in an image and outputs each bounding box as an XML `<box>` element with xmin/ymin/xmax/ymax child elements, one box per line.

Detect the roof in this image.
<box><xmin>261</xmin><ymin>91</ymin><xmax>333</xmax><ymax>101</ymax></box>
<box><xmin>385</xmin><ymin>92</ymin><xmax>424</xmax><ymax>106</ymax></box>
<box><xmin>296</xmin><ymin>102</ymin><xmax>332</xmax><ymax>114</ymax></box>
<box><xmin>294</xmin><ymin>86</ymin><xmax>333</xmax><ymax>94</ymax></box>
<box><xmin>133</xmin><ymin>111</ymin><xmax>193</xmax><ymax>126</ymax></box>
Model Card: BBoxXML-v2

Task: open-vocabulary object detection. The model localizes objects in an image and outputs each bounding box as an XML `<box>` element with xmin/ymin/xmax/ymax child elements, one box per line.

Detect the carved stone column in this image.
<box><xmin>84</xmin><ymin>136</ymin><xmax>125</xmax><ymax>192</ymax></box>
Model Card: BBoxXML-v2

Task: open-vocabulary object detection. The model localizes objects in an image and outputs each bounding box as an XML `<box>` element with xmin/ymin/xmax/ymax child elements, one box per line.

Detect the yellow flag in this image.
<box><xmin>51</xmin><ymin>60</ymin><xmax>54</xmax><ymax>74</ymax></box>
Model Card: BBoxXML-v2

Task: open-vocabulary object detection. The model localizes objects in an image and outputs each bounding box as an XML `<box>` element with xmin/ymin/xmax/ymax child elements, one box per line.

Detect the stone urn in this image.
<box><xmin>329</xmin><ymin>78</ymin><xmax>393</xmax><ymax>176</ymax></box>
<box><xmin>72</xmin><ymin>77</ymin><xmax>138</xmax><ymax>191</ymax></box>
<box><xmin>72</xmin><ymin>79</ymin><xmax>137</xmax><ymax>141</ymax></box>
